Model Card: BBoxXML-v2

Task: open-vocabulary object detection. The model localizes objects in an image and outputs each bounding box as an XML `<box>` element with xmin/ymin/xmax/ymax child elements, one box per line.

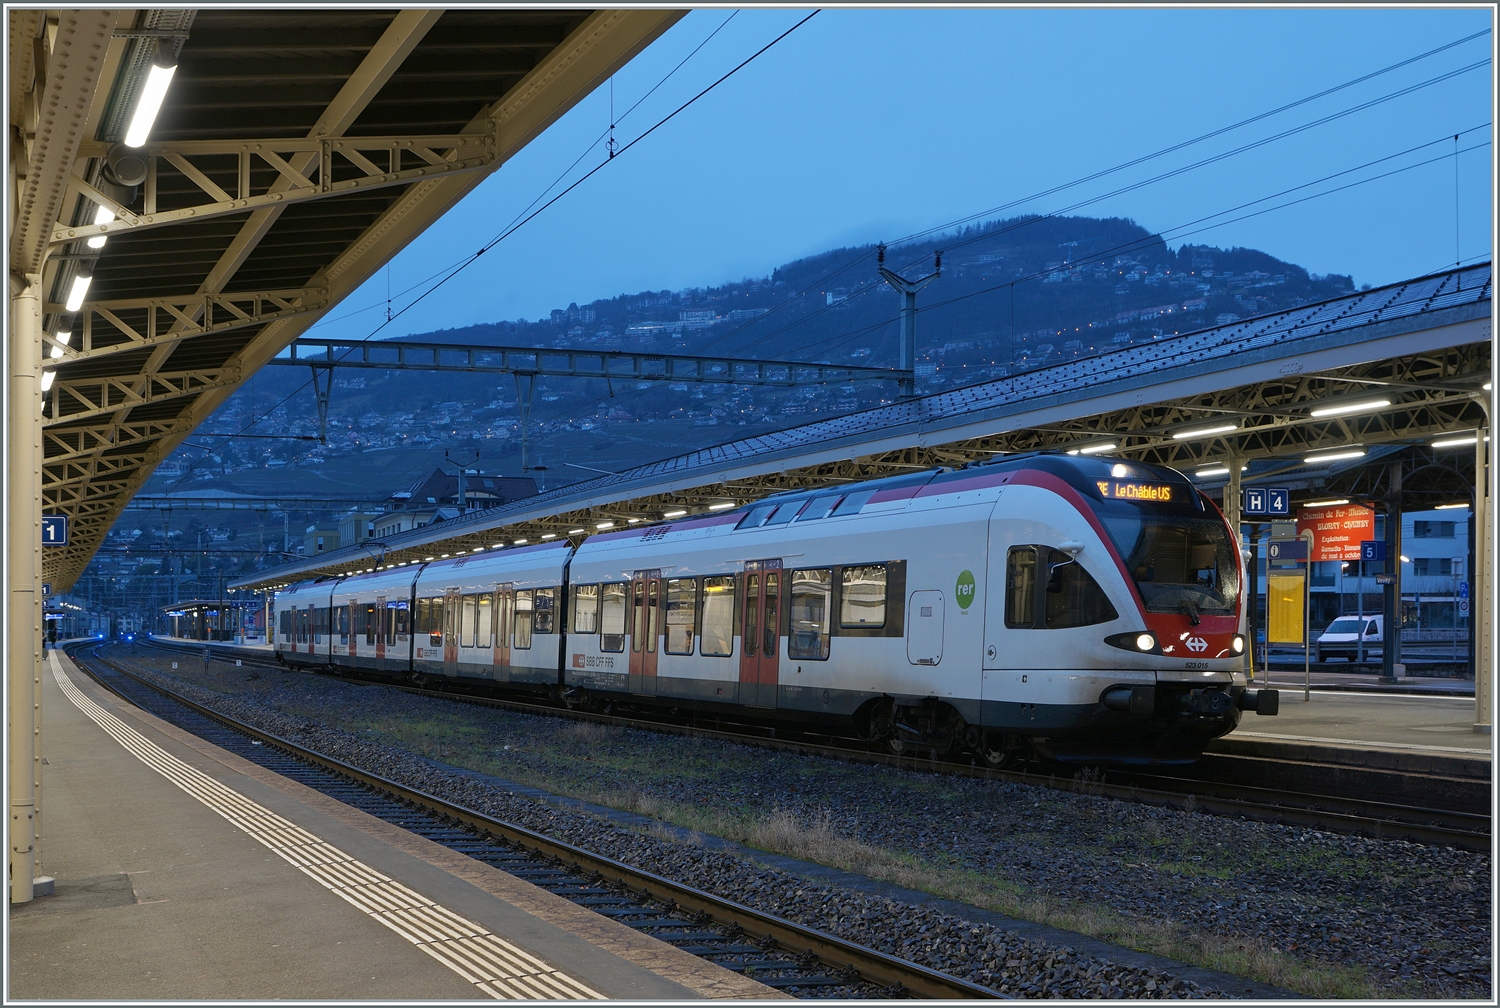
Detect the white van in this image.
<box><xmin>1315</xmin><ymin>615</ymin><xmax>1383</xmax><ymax>662</ymax></box>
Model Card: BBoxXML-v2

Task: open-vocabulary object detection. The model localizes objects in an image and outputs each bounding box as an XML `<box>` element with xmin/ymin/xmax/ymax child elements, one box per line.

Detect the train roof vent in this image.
<box><xmin>641</xmin><ymin>524</ymin><xmax>672</xmax><ymax>542</ymax></box>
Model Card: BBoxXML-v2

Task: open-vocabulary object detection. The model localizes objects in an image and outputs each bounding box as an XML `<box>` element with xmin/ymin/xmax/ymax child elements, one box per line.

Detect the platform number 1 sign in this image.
<box><xmin>41</xmin><ymin>515</ymin><xmax>68</xmax><ymax>546</ymax></box>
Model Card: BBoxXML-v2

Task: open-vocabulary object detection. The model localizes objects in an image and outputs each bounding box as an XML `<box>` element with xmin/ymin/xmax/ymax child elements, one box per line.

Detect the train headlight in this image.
<box><xmin>1232</xmin><ymin>634</ymin><xmax>1245</xmax><ymax>654</ymax></box>
<box><xmin>1105</xmin><ymin>632</ymin><xmax>1159</xmax><ymax>654</ymax></box>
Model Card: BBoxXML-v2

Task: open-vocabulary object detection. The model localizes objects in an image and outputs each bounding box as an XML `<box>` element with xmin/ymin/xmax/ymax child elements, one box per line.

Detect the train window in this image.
<box><xmin>477</xmin><ymin>594</ymin><xmax>493</xmax><ymax>648</ymax></box>
<box><xmin>572</xmin><ymin>584</ymin><xmax>600</xmax><ymax>634</ymax></box>
<box><xmin>700</xmin><ymin>576</ymin><xmax>735</xmax><ymax>656</ymax></box>
<box><xmin>535</xmin><ymin>588</ymin><xmax>556</xmax><ymax>635</ymax></box>
<box><xmin>364</xmin><ymin>603</ymin><xmax>377</xmax><ymax>645</ymax></box>
<box><xmin>789</xmin><ymin>569</ymin><xmax>832</xmax><ymax>659</ymax></box>
<box><xmin>664</xmin><ymin>579</ymin><xmax>696</xmax><ymax>654</ymax></box>
<box><xmin>1043</xmin><ymin>548</ymin><xmax>1118</xmax><ymax>628</ymax></box>
<box><xmin>514</xmin><ymin>591</ymin><xmax>533</xmax><ymax>649</ymax></box>
<box><xmin>337</xmin><ymin>604</ymin><xmax>348</xmax><ymax>644</ymax></box>
<box><xmin>762</xmin><ymin>501</ymin><xmax>803</xmax><ymax>526</ymax></box>
<box><xmin>280</xmin><ymin>610</ymin><xmax>290</xmax><ymax>642</ymax></box>
<box><xmin>461</xmin><ymin>594</ymin><xmax>478</xmax><ymax>647</ymax></box>
<box><xmin>599</xmin><ymin>583</ymin><xmax>626</xmax><ymax>652</ymax></box>
<box><xmin>1006</xmin><ymin>548</ymin><xmax>1038</xmax><ymax>628</ymax></box>
<box><xmin>736</xmin><ymin>503</ymin><xmax>778</xmax><ymax>529</ymax></box>
<box><xmin>394</xmin><ymin>602</ymin><xmax>409</xmax><ymax>640</ymax></box>
<box><xmin>840</xmin><ymin>565</ymin><xmax>887</xmax><ymax>627</ymax></box>
<box><xmin>831</xmin><ymin>489</ymin><xmax>875</xmax><ymax>516</ymax></box>
<box><xmin>1007</xmin><ymin>547</ymin><xmax>1119</xmax><ymax>629</ymax></box>
<box><xmin>796</xmin><ymin>494</ymin><xmax>843</xmax><ymax>521</ymax></box>
<box><xmin>384</xmin><ymin>603</ymin><xmax>395</xmax><ymax>647</ymax></box>
<box><xmin>743</xmin><ymin>574</ymin><xmax>759</xmax><ymax>656</ymax></box>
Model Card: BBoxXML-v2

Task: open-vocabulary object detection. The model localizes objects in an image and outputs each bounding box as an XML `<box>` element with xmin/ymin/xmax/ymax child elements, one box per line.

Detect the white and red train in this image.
<box><xmin>272</xmin><ymin>453</ymin><xmax>1278</xmax><ymax>764</ymax></box>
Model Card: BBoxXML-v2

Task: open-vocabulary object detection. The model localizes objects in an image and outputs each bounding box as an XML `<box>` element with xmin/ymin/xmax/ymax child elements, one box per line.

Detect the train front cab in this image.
<box><xmin>974</xmin><ymin>456</ymin><xmax>1274</xmax><ymax>764</ymax></box>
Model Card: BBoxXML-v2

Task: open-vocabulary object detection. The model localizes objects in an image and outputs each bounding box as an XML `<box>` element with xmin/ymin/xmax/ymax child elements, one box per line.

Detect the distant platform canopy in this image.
<box><xmin>235</xmin><ymin>262</ymin><xmax>1491</xmax><ymax>592</ymax></box>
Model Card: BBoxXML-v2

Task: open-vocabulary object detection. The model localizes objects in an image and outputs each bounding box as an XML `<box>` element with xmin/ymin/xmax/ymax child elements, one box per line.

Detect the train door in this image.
<box><xmin>442</xmin><ymin>589</ymin><xmax>459</xmax><ymax>676</ymax></box>
<box><xmin>492</xmin><ymin>584</ymin><xmax>513</xmax><ymax>681</ymax></box>
<box><xmin>374</xmin><ymin>595</ymin><xmax>387</xmax><ymax>664</ymax></box>
<box><xmin>739</xmin><ymin>559</ymin><xmax>782</xmax><ymax>707</ymax></box>
<box><xmin>907</xmin><ymin>590</ymin><xmax>945</xmax><ymax>665</ymax></box>
<box><xmin>628</xmin><ymin>569</ymin><xmax>661</xmax><ymax>695</ymax></box>
<box><xmin>346</xmin><ymin>601</ymin><xmax>358</xmax><ymax>659</ymax></box>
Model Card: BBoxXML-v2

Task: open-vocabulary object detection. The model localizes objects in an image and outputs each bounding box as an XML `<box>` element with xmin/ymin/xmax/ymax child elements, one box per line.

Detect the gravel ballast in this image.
<box><xmin>104</xmin><ymin>646</ymin><xmax>1491</xmax><ymax>999</ymax></box>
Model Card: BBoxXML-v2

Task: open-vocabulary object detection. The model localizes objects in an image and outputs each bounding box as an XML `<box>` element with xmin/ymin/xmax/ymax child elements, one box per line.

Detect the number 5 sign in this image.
<box><xmin>41</xmin><ymin>515</ymin><xmax>68</xmax><ymax>546</ymax></box>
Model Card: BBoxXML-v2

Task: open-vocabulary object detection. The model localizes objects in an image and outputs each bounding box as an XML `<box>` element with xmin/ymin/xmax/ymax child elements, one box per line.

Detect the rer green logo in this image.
<box><xmin>955</xmin><ymin>570</ymin><xmax>977</xmax><ymax>609</ymax></box>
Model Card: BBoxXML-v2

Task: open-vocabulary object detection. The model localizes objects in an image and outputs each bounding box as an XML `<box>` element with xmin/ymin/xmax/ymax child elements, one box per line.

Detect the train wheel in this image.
<box><xmin>883</xmin><ymin>735</ymin><xmax>906</xmax><ymax>756</ymax></box>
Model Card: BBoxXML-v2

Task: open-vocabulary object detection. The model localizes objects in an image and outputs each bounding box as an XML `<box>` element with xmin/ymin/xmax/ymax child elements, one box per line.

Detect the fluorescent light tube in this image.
<box><xmin>124</xmin><ymin>63</ymin><xmax>177</xmax><ymax>147</ymax></box>
<box><xmin>1431</xmin><ymin>435</ymin><xmax>1478</xmax><ymax>449</ymax></box>
<box><xmin>540</xmin><ymin>533</ymin><xmax>556</xmax><ymax>539</ymax></box>
<box><xmin>1172</xmin><ymin>423</ymin><xmax>1239</xmax><ymax>440</ymax></box>
<box><xmin>87</xmin><ymin>206</ymin><xmax>114</xmax><ymax>249</ymax></box>
<box><xmin>664</xmin><ymin>509</ymin><xmax>688</xmax><ymax>518</ymax></box>
<box><xmin>708</xmin><ymin>502</ymin><xmax>736</xmax><ymax>510</ymax></box>
<box><xmin>40</xmin><ymin>370</ymin><xmax>55</xmax><ymax>392</ymax></box>
<box><xmin>512</xmin><ymin>539</ymin><xmax>528</xmax><ymax>545</ymax></box>
<box><xmin>1195</xmin><ymin>466</ymin><xmax>1229</xmax><ymax>477</ymax></box>
<box><xmin>566</xmin><ymin>529</ymin><xmax>585</xmax><ymax>535</ymax></box>
<box><xmin>64</xmin><ymin>275</ymin><xmax>91</xmax><ymax>312</ymax></box>
<box><xmin>1067</xmin><ymin>442</ymin><xmax>1117</xmax><ymax>456</ymax></box>
<box><xmin>1304</xmin><ymin>499</ymin><xmax>1350</xmax><ymax>507</ymax></box>
<box><xmin>1309</xmin><ymin>398</ymin><xmax>1391</xmax><ymax>418</ymax></box>
<box><xmin>1304</xmin><ymin>448</ymin><xmax>1366</xmax><ymax>464</ymax></box>
<box><xmin>595</xmin><ymin>522</ymin><xmax>615</xmax><ymax>529</ymax></box>
<box><xmin>1435</xmin><ymin>503</ymin><xmax>1468</xmax><ymax>510</ymax></box>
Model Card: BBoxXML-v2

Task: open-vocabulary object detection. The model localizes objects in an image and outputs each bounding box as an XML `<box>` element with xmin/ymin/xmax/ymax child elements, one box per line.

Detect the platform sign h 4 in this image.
<box><xmin>1242</xmin><ymin>487</ymin><xmax>1290</xmax><ymax>517</ymax></box>
<box><xmin>41</xmin><ymin>514</ymin><xmax>68</xmax><ymax>546</ymax></box>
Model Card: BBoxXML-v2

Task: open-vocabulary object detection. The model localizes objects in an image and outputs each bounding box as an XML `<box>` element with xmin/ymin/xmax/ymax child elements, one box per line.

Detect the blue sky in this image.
<box><xmin>314</xmin><ymin>6</ymin><xmax>1494</xmax><ymax>343</ymax></box>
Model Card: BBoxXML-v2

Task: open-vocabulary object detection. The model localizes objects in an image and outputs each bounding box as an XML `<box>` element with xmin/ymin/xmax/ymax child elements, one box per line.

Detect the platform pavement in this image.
<box><xmin>1229</xmin><ymin>683</ymin><xmax>1490</xmax><ymax>757</ymax></box>
<box><xmin>9</xmin><ymin>647</ymin><xmax>780</xmax><ymax>1001</ymax></box>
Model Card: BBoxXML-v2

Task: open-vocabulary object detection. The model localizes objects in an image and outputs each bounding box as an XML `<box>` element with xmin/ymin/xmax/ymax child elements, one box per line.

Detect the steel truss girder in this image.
<box><xmin>47</xmin><ymin>367</ymin><xmax>240</xmax><ymax>425</ymax></box>
<box><xmin>54</xmin><ymin>133</ymin><xmax>498</xmax><ymax>246</ymax></box>
<box><xmin>43</xmin><ymin>451</ymin><xmax>151</xmax><ymax>490</ymax></box>
<box><xmin>43</xmin><ymin>418</ymin><xmax>189</xmax><ymax>463</ymax></box>
<box><xmin>272</xmin><ymin>338</ymin><xmax>912</xmax><ymax>387</ymax></box>
<box><xmin>43</xmin><ymin>288</ymin><xmax>328</xmax><ymax>363</ymax></box>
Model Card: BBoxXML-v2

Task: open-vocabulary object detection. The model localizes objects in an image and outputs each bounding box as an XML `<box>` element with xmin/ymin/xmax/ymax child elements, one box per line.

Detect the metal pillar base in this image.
<box><xmin>1377</xmin><ymin>663</ymin><xmax>1405</xmax><ymax>684</ymax></box>
<box><xmin>1475</xmin><ymin>723</ymin><xmax>1493</xmax><ymax>735</ymax></box>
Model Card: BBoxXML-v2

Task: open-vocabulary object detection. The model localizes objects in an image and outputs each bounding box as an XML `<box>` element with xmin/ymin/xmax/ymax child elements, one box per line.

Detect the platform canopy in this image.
<box><xmin>235</xmin><ymin>262</ymin><xmax>1491</xmax><ymax>591</ymax></box>
<box><xmin>12</xmin><ymin>7</ymin><xmax>683</xmax><ymax>592</ymax></box>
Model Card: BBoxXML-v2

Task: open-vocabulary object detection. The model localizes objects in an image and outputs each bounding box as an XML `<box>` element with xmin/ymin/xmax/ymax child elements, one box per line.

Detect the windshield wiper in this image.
<box><xmin>1182</xmin><ymin>599</ymin><xmax>1201</xmax><ymax>626</ymax></box>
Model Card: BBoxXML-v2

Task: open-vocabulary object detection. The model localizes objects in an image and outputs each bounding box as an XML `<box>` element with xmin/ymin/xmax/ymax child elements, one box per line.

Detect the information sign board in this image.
<box><xmin>1360</xmin><ymin>540</ymin><xmax>1386</xmax><ymax>562</ymax></box>
<box><xmin>1297</xmin><ymin>504</ymin><xmax>1375</xmax><ymax>562</ymax></box>
<box><xmin>1268</xmin><ymin>539</ymin><xmax>1308</xmax><ymax>562</ymax></box>
<box><xmin>1242</xmin><ymin>487</ymin><xmax>1291</xmax><ymax>516</ymax></box>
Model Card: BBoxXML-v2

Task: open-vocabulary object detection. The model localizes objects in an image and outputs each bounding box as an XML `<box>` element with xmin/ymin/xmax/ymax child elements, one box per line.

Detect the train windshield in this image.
<box><xmin>1099</xmin><ymin>514</ymin><xmax>1238</xmax><ymax>617</ymax></box>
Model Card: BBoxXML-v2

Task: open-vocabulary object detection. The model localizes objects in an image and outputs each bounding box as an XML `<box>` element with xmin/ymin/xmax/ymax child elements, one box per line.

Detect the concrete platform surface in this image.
<box><xmin>9</xmin><ymin>649</ymin><xmax>777</xmax><ymax>1001</ymax></box>
<box><xmin>1229</xmin><ymin>688</ymin><xmax>1490</xmax><ymax>756</ymax></box>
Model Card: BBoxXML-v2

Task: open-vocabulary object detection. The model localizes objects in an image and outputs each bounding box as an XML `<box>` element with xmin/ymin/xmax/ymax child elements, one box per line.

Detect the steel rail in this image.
<box><xmin>135</xmin><ymin>637</ymin><xmax>1490</xmax><ymax>851</ymax></box>
<box><xmin>72</xmin><ymin>643</ymin><xmax>1009</xmax><ymax>1001</ymax></box>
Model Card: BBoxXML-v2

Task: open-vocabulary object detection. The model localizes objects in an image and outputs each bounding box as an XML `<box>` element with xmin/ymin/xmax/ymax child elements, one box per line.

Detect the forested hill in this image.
<box><xmin>402</xmin><ymin>213</ymin><xmax>1357</xmax><ymax>380</ymax></box>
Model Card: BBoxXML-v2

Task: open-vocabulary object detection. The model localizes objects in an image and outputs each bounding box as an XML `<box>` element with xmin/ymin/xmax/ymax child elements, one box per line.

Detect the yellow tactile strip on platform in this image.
<box><xmin>51</xmin><ymin>658</ymin><xmax>603</xmax><ymax>1000</ymax></box>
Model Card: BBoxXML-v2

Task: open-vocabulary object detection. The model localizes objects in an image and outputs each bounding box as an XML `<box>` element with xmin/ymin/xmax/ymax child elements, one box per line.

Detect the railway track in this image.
<box><xmin>69</xmin><ymin>642</ymin><xmax>1009</xmax><ymax>1001</ymax></box>
<box><xmin>135</xmin><ymin>637</ymin><xmax>1490</xmax><ymax>852</ymax></box>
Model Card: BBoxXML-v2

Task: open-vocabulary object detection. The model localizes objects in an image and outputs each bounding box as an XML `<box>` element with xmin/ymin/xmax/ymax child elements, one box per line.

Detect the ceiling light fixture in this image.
<box><xmin>1067</xmin><ymin>442</ymin><xmax>1117</xmax><ymax>456</ymax></box>
<box><xmin>513</xmin><ymin>539</ymin><xmax>528</xmax><ymax>545</ymax></box>
<box><xmin>540</xmin><ymin>533</ymin><xmax>556</xmax><ymax>539</ymax></box>
<box><xmin>1435</xmin><ymin>503</ymin><xmax>1469</xmax><ymax>510</ymax></box>
<box><xmin>1308</xmin><ymin>398</ymin><xmax>1391</xmax><ymax>418</ymax></box>
<box><xmin>1304</xmin><ymin>499</ymin><xmax>1350</xmax><ymax>507</ymax></box>
<box><xmin>595</xmin><ymin>521</ymin><xmax>615</xmax><ymax>530</ymax></box>
<box><xmin>64</xmin><ymin>275</ymin><xmax>91</xmax><ymax>312</ymax></box>
<box><xmin>87</xmin><ymin>206</ymin><xmax>114</xmax><ymax>249</ymax></box>
<box><xmin>124</xmin><ymin>62</ymin><xmax>177</xmax><ymax>147</ymax></box>
<box><xmin>663</xmin><ymin>509</ymin><xmax>688</xmax><ymax>518</ymax></box>
<box><xmin>50</xmin><ymin>331</ymin><xmax>71</xmax><ymax>359</ymax></box>
<box><xmin>566</xmin><ymin>529</ymin><xmax>585</xmax><ymax>535</ymax></box>
<box><xmin>1172</xmin><ymin>423</ymin><xmax>1239</xmax><ymax>440</ymax></box>
<box><xmin>627</xmin><ymin>518</ymin><xmax>641</xmax><ymax>524</ymax></box>
<box><xmin>1304</xmin><ymin>448</ymin><xmax>1366</xmax><ymax>464</ymax></box>
<box><xmin>1195</xmin><ymin>466</ymin><xmax>1230</xmax><ymax>477</ymax></box>
<box><xmin>707</xmin><ymin>502</ymin><xmax>736</xmax><ymax>510</ymax></box>
<box><xmin>39</xmin><ymin>370</ymin><xmax>54</xmax><ymax>392</ymax></box>
<box><xmin>1431</xmin><ymin>434</ymin><xmax>1478</xmax><ymax>449</ymax></box>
